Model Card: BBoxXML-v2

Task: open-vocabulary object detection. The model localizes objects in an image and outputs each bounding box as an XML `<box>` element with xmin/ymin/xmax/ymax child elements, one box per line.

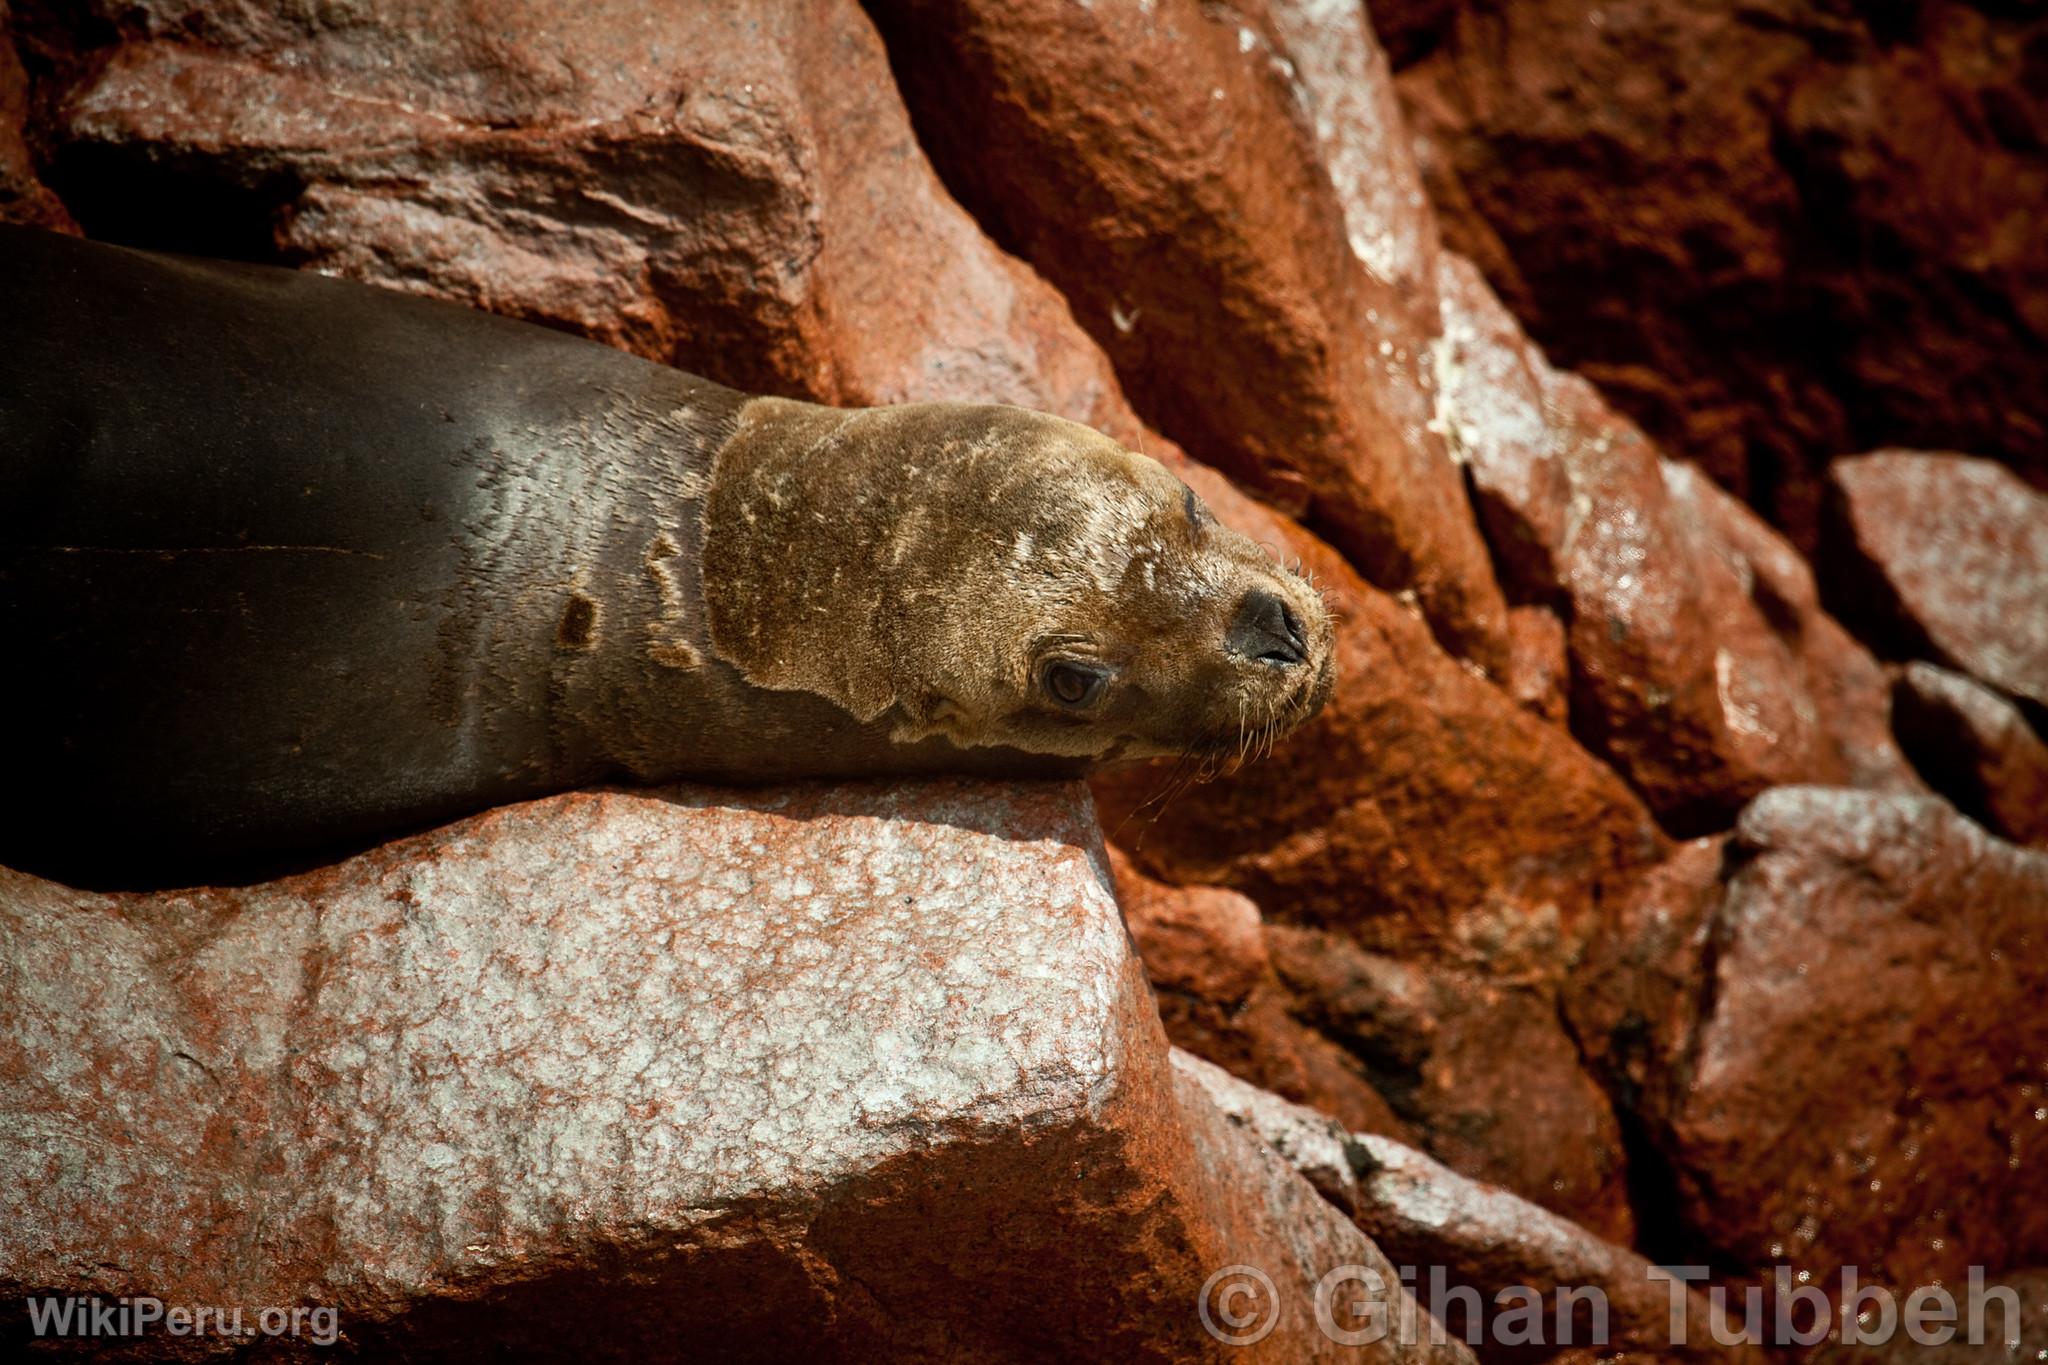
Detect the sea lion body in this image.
<box><xmin>0</xmin><ymin>226</ymin><xmax>1332</xmax><ymax>887</ymax></box>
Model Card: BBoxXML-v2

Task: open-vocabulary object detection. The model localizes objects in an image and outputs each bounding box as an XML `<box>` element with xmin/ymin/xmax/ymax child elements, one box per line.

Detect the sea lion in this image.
<box><xmin>0</xmin><ymin>225</ymin><xmax>1334</xmax><ymax>888</ymax></box>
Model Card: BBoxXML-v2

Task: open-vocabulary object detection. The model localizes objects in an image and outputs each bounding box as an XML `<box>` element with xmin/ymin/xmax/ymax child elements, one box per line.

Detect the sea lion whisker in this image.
<box><xmin>1114</xmin><ymin>752</ymin><xmax>1202</xmax><ymax>843</ymax></box>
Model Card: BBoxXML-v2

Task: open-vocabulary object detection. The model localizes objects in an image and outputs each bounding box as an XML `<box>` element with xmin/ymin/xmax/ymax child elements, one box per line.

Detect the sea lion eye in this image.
<box><xmin>1043</xmin><ymin>660</ymin><xmax>1110</xmax><ymax>708</ymax></box>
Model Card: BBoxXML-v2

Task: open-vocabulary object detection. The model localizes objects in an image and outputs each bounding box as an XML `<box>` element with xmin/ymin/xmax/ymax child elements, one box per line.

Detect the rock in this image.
<box><xmin>1797</xmin><ymin>610</ymin><xmax>1933</xmax><ymax>798</ymax></box>
<box><xmin>1660</xmin><ymin>458</ymin><xmax>1924</xmax><ymax>797</ymax></box>
<box><xmin>1109</xmin><ymin>848</ymin><xmax>1411</xmax><ymax>1139</ymax></box>
<box><xmin>1393</xmin><ymin>0</ymin><xmax>2048</xmax><ymax>549</ymax></box>
<box><xmin>22</xmin><ymin>0</ymin><xmax>1143</xmax><ymax>439</ymax></box>
<box><xmin>1092</xmin><ymin>497</ymin><xmax>1665</xmax><ymax>973</ymax></box>
<box><xmin>0</xmin><ymin>7</ymin><xmax>71</xmax><ymax>230</ymax></box>
<box><xmin>1435</xmin><ymin>251</ymin><xmax>1919</xmax><ymax>828</ymax></box>
<box><xmin>1171</xmin><ymin>1088</ymin><xmax>1478</xmax><ymax>1364</ymax></box>
<box><xmin>1581</xmin><ymin>788</ymin><xmax>2048</xmax><ymax>1288</ymax></box>
<box><xmin>1893</xmin><ymin>662</ymin><xmax>2048</xmax><ymax>847</ymax></box>
<box><xmin>1094</xmin><ymin>472</ymin><xmax>1654</xmax><ymax>1232</ymax></box>
<box><xmin>0</xmin><ymin>779</ymin><xmax>1463</xmax><ymax>1362</ymax></box>
<box><xmin>1350</xmin><ymin>1134</ymin><xmax>1754</xmax><ymax>1363</ymax></box>
<box><xmin>1111</xmin><ymin>844</ymin><xmax>1272</xmax><ymax>1010</ymax></box>
<box><xmin>1504</xmin><ymin>605</ymin><xmax>1569</xmax><ymax>726</ymax></box>
<box><xmin>1174</xmin><ymin>1049</ymin><xmax>1365</xmax><ymax>1220</ymax></box>
<box><xmin>1565</xmin><ymin>835</ymin><xmax>1731</xmax><ymax>1137</ymax></box>
<box><xmin>1806</xmin><ymin>1267</ymin><xmax>2048</xmax><ymax>1362</ymax></box>
<box><xmin>1264</xmin><ymin>0</ymin><xmax>1438</xmax><ymax>304</ymax></box>
<box><xmin>1437</xmin><ymin>250</ymin><xmax>1784</xmax><ymax>828</ymax></box>
<box><xmin>1429</xmin><ymin>254</ymin><xmax>1575</xmax><ymax>592</ymax></box>
<box><xmin>1266</xmin><ymin>926</ymin><xmax>1635</xmax><ymax>1246</ymax></box>
<box><xmin>864</xmin><ymin>0</ymin><xmax>1513</xmax><ymax>671</ymax></box>
<box><xmin>1172</xmin><ymin>1057</ymin><xmax>1744</xmax><ymax>1363</ymax></box>
<box><xmin>1112</xmin><ymin>846</ymin><xmax>1634</xmax><ymax>1238</ymax></box>
<box><xmin>1826</xmin><ymin>451</ymin><xmax>2048</xmax><ymax>709</ymax></box>
<box><xmin>1171</xmin><ymin>1063</ymin><xmax>1475</xmax><ymax>1363</ymax></box>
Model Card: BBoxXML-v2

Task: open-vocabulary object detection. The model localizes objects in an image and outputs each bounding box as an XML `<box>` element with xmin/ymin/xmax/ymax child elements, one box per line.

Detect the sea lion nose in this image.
<box><xmin>1227</xmin><ymin>589</ymin><xmax>1306</xmax><ymax>666</ymax></box>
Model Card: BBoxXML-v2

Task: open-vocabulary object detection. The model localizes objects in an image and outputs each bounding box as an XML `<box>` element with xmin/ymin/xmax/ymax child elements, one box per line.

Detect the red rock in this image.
<box><xmin>1265</xmin><ymin>925</ymin><xmax>1635</xmax><ymax>1246</ymax></box>
<box><xmin>1393</xmin><ymin>0</ymin><xmax>2048</xmax><ymax>549</ymax></box>
<box><xmin>1438</xmin><ymin>253</ymin><xmax>1782</xmax><ymax>829</ymax></box>
<box><xmin>0</xmin><ymin>779</ymin><xmax>1464</xmax><ymax>1362</ymax></box>
<box><xmin>1893</xmin><ymin>662</ymin><xmax>2048</xmax><ymax>847</ymax></box>
<box><xmin>1265</xmin><ymin>0</ymin><xmax>1439</xmax><ymax>305</ymax></box>
<box><xmin>1111</xmin><ymin>844</ymin><xmax>1272</xmax><ymax>1009</ymax></box>
<box><xmin>1826</xmin><ymin>451</ymin><xmax>2048</xmax><ymax>709</ymax></box>
<box><xmin>1093</xmin><ymin>497</ymin><xmax>1664</xmax><ymax>970</ymax></box>
<box><xmin>0</xmin><ymin>9</ymin><xmax>71</xmax><ymax>231</ymax></box>
<box><xmin>1350</xmin><ymin>1133</ymin><xmax>1759</xmax><ymax>1364</ymax></box>
<box><xmin>1566</xmin><ymin>836</ymin><xmax>1731</xmax><ymax>1130</ymax></box>
<box><xmin>1798</xmin><ymin>610</ymin><xmax>1933</xmax><ymax>797</ymax></box>
<box><xmin>1094</xmin><ymin>486</ymin><xmax>1649</xmax><ymax>1238</ymax></box>
<box><xmin>1430</xmin><ymin>253</ymin><xmax>1575</xmax><ymax>591</ymax></box>
<box><xmin>1110</xmin><ymin>847</ymin><xmax>1412</xmax><ymax>1139</ymax></box>
<box><xmin>1584</xmin><ymin>788</ymin><xmax>2048</xmax><ymax>1289</ymax></box>
<box><xmin>1504</xmin><ymin>604</ymin><xmax>1570</xmax><ymax>725</ymax></box>
<box><xmin>27</xmin><ymin>0</ymin><xmax>1143</xmax><ymax>440</ymax></box>
<box><xmin>1179</xmin><ymin>1055</ymin><xmax>1748</xmax><ymax>1363</ymax></box>
<box><xmin>1806</xmin><ymin>1267</ymin><xmax>2048</xmax><ymax>1362</ymax></box>
<box><xmin>1175</xmin><ymin>1048</ymin><xmax>1370</xmax><ymax>1221</ymax></box>
<box><xmin>863</xmin><ymin>0</ymin><xmax>1513</xmax><ymax>672</ymax></box>
<box><xmin>1663</xmin><ymin>459</ymin><xmax>1926</xmax><ymax>797</ymax></box>
<box><xmin>1436</xmin><ymin>251</ymin><xmax>1919</xmax><ymax>828</ymax></box>
<box><xmin>1171</xmin><ymin>1064</ymin><xmax>1475</xmax><ymax>1363</ymax></box>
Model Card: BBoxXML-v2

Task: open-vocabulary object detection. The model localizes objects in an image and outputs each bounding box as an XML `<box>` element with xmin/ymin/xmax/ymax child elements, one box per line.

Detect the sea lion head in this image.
<box><xmin>705</xmin><ymin>401</ymin><xmax>1335</xmax><ymax>768</ymax></box>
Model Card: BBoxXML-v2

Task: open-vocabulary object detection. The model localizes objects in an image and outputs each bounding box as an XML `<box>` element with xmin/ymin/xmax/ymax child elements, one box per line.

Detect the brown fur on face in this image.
<box><xmin>702</xmin><ymin>399</ymin><xmax>1335</xmax><ymax>766</ymax></box>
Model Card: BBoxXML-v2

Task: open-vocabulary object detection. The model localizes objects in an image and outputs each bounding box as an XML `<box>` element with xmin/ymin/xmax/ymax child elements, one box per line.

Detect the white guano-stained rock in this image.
<box><xmin>0</xmin><ymin>780</ymin><xmax>1460</xmax><ymax>1362</ymax></box>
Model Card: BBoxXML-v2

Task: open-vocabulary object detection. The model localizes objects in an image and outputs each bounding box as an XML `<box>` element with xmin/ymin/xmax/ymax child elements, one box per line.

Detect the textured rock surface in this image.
<box><xmin>1503</xmin><ymin>605</ymin><xmax>1570</xmax><ymax>726</ymax></box>
<box><xmin>1826</xmin><ymin>451</ymin><xmax>2048</xmax><ymax>708</ymax></box>
<box><xmin>1174</xmin><ymin>1049</ymin><xmax>1367</xmax><ymax>1223</ymax></box>
<box><xmin>0</xmin><ymin>4</ymin><xmax>68</xmax><ymax>231</ymax></box>
<box><xmin>865</xmin><ymin>0</ymin><xmax>1512</xmax><ymax>671</ymax></box>
<box><xmin>1110</xmin><ymin>847</ymin><xmax>1410</xmax><ymax>1139</ymax></box>
<box><xmin>0</xmin><ymin>780</ymin><xmax>1459</xmax><ymax>1362</ymax></box>
<box><xmin>1663</xmin><ymin>459</ymin><xmax>1925</xmax><ymax>799</ymax></box>
<box><xmin>1264</xmin><ymin>925</ymin><xmax>1634</xmax><ymax>1245</ymax></box>
<box><xmin>1092</xmin><ymin>503</ymin><xmax>1665</xmax><ymax>968</ymax></box>
<box><xmin>1173</xmin><ymin>1058</ymin><xmax>1738</xmax><ymax>1363</ymax></box>
<box><xmin>1265</xmin><ymin>0</ymin><xmax>1438</xmax><ymax>304</ymax></box>
<box><xmin>1807</xmin><ymin>1267</ymin><xmax>2048</xmax><ymax>1361</ymax></box>
<box><xmin>1393</xmin><ymin>0</ymin><xmax>2048</xmax><ymax>549</ymax></box>
<box><xmin>1576</xmin><ymin>788</ymin><xmax>2048</xmax><ymax>1288</ymax></box>
<box><xmin>1565</xmin><ymin>835</ymin><xmax>1731</xmax><ymax>1170</ymax></box>
<box><xmin>1893</xmin><ymin>662</ymin><xmax>2048</xmax><ymax>847</ymax></box>
<box><xmin>1435</xmin><ymin>252</ymin><xmax>1917</xmax><ymax>830</ymax></box>
<box><xmin>1113</xmin><ymin>838</ymin><xmax>1633</xmax><ymax>1241</ymax></box>
<box><xmin>1351</xmin><ymin>1134</ymin><xmax>1752</xmax><ymax>1364</ymax></box>
<box><xmin>13</xmin><ymin>0</ymin><xmax>1141</xmax><ymax>438</ymax></box>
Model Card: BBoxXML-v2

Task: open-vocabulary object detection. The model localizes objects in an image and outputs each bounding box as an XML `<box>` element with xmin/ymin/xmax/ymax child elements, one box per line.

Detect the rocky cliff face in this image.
<box><xmin>1387</xmin><ymin>0</ymin><xmax>2048</xmax><ymax>550</ymax></box>
<box><xmin>3</xmin><ymin>0</ymin><xmax>2045</xmax><ymax>1359</ymax></box>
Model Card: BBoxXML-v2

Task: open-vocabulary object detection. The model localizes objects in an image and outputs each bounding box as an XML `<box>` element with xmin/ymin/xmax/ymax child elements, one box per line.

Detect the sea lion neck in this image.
<box><xmin>704</xmin><ymin>399</ymin><xmax>1084</xmax><ymax>727</ymax></box>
